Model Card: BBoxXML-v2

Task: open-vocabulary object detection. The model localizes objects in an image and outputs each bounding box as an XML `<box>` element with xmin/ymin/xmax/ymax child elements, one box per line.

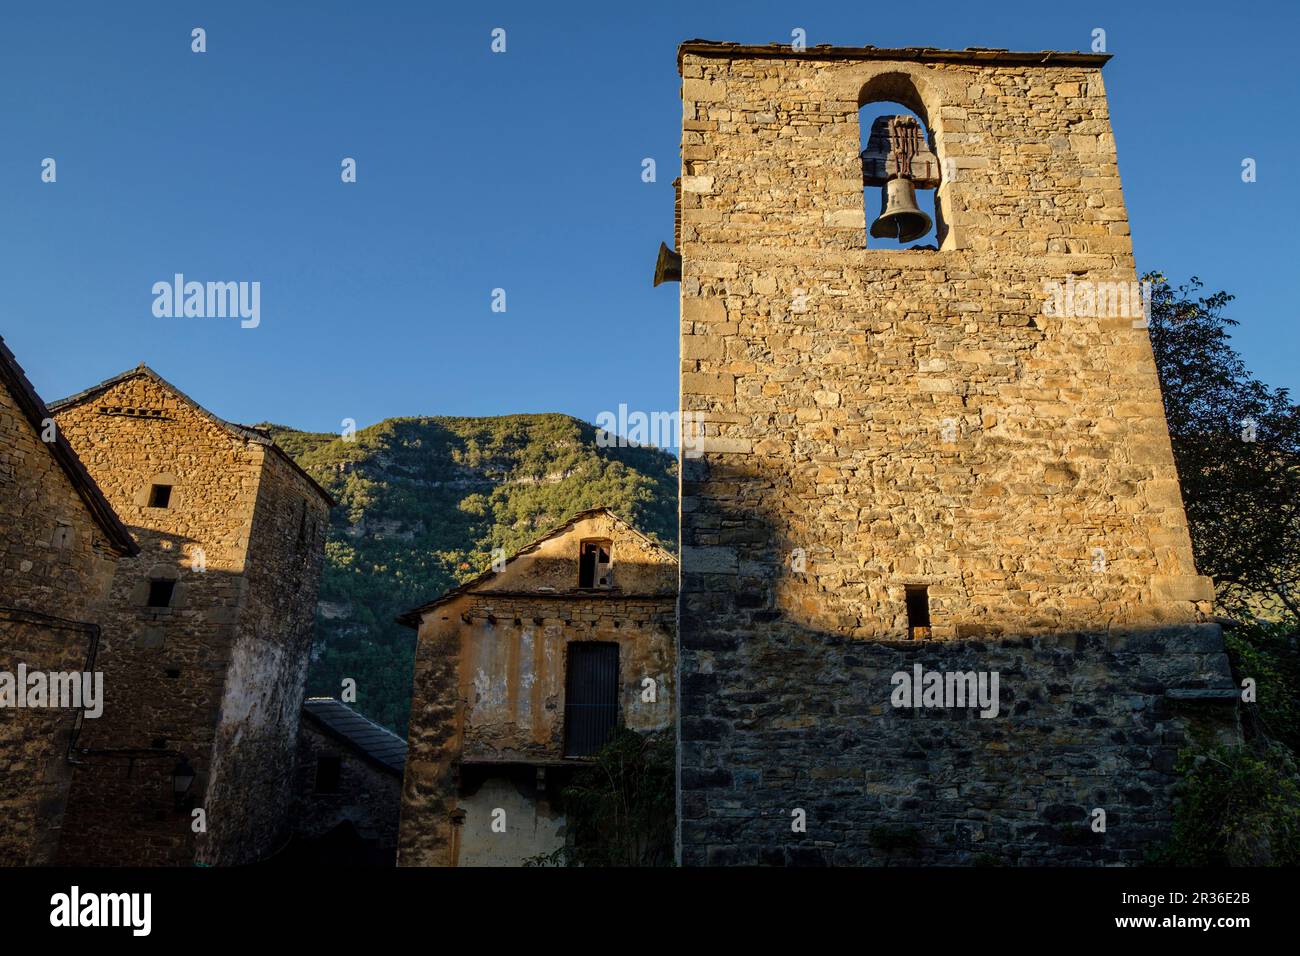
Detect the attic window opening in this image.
<box><xmin>905</xmin><ymin>586</ymin><xmax>931</xmax><ymax>640</ymax></box>
<box><xmin>53</xmin><ymin>524</ymin><xmax>74</xmax><ymax>550</ymax></box>
<box><xmin>314</xmin><ymin>754</ymin><xmax>342</xmax><ymax>794</ymax></box>
<box><xmin>578</xmin><ymin>539</ymin><xmax>613</xmax><ymax>589</ymax></box>
<box><xmin>147</xmin><ymin>579</ymin><xmax>176</xmax><ymax>608</ymax></box>
<box><xmin>147</xmin><ymin>484</ymin><xmax>172</xmax><ymax>509</ymax></box>
<box><xmin>859</xmin><ymin>91</ymin><xmax>941</xmax><ymax>250</ymax></box>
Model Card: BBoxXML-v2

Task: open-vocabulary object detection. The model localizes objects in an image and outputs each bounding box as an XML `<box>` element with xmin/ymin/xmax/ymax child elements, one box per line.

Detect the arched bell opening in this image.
<box><xmin>858</xmin><ymin>74</ymin><xmax>943</xmax><ymax>251</ymax></box>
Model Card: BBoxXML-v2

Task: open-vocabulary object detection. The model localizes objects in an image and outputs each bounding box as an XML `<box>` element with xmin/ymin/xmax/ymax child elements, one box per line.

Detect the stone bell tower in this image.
<box><xmin>669</xmin><ymin>40</ymin><xmax>1239</xmax><ymax>866</ymax></box>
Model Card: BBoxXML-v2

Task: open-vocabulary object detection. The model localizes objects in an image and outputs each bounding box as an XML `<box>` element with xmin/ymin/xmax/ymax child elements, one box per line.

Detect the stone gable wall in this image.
<box><xmin>291</xmin><ymin>719</ymin><xmax>401</xmax><ymax>859</ymax></box>
<box><xmin>50</xmin><ymin>373</ymin><xmax>325</xmax><ymax>865</ymax></box>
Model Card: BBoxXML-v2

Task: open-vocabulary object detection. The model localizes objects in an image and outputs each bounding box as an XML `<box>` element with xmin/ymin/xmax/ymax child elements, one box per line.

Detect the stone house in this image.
<box><xmin>288</xmin><ymin>696</ymin><xmax>406</xmax><ymax>865</ymax></box>
<box><xmin>0</xmin><ymin>337</ymin><xmax>138</xmax><ymax>865</ymax></box>
<box><xmin>397</xmin><ymin>508</ymin><xmax>677</xmax><ymax>866</ymax></box>
<box><xmin>48</xmin><ymin>364</ymin><xmax>333</xmax><ymax>865</ymax></box>
<box><xmin>668</xmin><ymin>41</ymin><xmax>1240</xmax><ymax>865</ymax></box>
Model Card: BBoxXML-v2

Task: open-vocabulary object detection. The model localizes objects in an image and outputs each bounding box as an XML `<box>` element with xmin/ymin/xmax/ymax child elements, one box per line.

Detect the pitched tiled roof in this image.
<box><xmin>49</xmin><ymin>364</ymin><xmax>336</xmax><ymax>507</ymax></box>
<box><xmin>395</xmin><ymin>507</ymin><xmax>678</xmax><ymax>627</ymax></box>
<box><xmin>0</xmin><ymin>337</ymin><xmax>138</xmax><ymax>556</ymax></box>
<box><xmin>302</xmin><ymin>697</ymin><xmax>407</xmax><ymax>775</ymax></box>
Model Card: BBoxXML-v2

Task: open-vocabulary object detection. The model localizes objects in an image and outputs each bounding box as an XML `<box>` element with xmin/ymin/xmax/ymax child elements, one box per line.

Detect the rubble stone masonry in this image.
<box><xmin>50</xmin><ymin>368</ymin><xmax>329</xmax><ymax>865</ymax></box>
<box><xmin>0</xmin><ymin>348</ymin><xmax>132</xmax><ymax>865</ymax></box>
<box><xmin>291</xmin><ymin>705</ymin><xmax>404</xmax><ymax>863</ymax></box>
<box><xmin>674</xmin><ymin>43</ymin><xmax>1240</xmax><ymax>865</ymax></box>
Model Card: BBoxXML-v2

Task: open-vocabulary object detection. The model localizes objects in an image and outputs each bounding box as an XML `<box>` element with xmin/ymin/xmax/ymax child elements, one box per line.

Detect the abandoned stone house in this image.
<box><xmin>289</xmin><ymin>696</ymin><xmax>406</xmax><ymax>865</ymax></box>
<box><xmin>46</xmin><ymin>364</ymin><xmax>333</xmax><ymax>865</ymax></box>
<box><xmin>396</xmin><ymin>507</ymin><xmax>676</xmax><ymax>866</ymax></box>
<box><xmin>0</xmin><ymin>337</ymin><xmax>138</xmax><ymax>865</ymax></box>
<box><xmin>665</xmin><ymin>41</ymin><xmax>1240</xmax><ymax>865</ymax></box>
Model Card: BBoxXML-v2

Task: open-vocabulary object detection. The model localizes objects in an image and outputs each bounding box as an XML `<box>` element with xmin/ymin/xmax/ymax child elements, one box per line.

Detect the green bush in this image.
<box><xmin>1225</xmin><ymin>619</ymin><xmax>1300</xmax><ymax>752</ymax></box>
<box><xmin>1158</xmin><ymin>618</ymin><xmax>1300</xmax><ymax>866</ymax></box>
<box><xmin>1158</xmin><ymin>743</ymin><xmax>1300</xmax><ymax>866</ymax></box>
<box><xmin>526</xmin><ymin>728</ymin><xmax>675</xmax><ymax>867</ymax></box>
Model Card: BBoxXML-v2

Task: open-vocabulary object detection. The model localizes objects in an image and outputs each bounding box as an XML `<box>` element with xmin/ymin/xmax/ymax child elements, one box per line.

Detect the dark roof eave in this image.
<box><xmin>677</xmin><ymin>40</ymin><xmax>1111</xmax><ymax>73</ymax></box>
<box><xmin>301</xmin><ymin>698</ymin><xmax>407</xmax><ymax>776</ymax></box>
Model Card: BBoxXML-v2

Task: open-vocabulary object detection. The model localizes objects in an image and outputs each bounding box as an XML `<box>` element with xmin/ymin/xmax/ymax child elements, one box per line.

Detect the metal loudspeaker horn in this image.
<box><xmin>653</xmin><ymin>242</ymin><xmax>682</xmax><ymax>286</ymax></box>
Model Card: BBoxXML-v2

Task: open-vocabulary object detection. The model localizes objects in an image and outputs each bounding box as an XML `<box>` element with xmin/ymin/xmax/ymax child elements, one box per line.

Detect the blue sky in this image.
<box><xmin>2</xmin><ymin>0</ymin><xmax>1296</xmax><ymax>440</ymax></box>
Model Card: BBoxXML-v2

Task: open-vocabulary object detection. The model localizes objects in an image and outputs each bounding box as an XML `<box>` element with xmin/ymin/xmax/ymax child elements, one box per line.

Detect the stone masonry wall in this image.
<box><xmin>51</xmin><ymin>372</ymin><xmax>327</xmax><ymax>865</ymax></box>
<box><xmin>199</xmin><ymin>447</ymin><xmax>328</xmax><ymax>865</ymax></box>
<box><xmin>0</xmin><ymin>376</ymin><xmax>121</xmax><ymax>864</ymax></box>
<box><xmin>676</xmin><ymin>46</ymin><xmax>1239</xmax><ymax>865</ymax></box>
<box><xmin>53</xmin><ymin>374</ymin><xmax>259</xmax><ymax>864</ymax></box>
<box><xmin>291</xmin><ymin>719</ymin><xmax>401</xmax><ymax>858</ymax></box>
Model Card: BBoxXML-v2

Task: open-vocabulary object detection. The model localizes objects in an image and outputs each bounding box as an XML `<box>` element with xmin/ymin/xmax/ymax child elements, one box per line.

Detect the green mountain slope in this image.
<box><xmin>260</xmin><ymin>414</ymin><xmax>678</xmax><ymax>735</ymax></box>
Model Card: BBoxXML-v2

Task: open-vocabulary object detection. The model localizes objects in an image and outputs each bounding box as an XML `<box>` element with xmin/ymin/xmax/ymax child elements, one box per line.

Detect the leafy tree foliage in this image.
<box><xmin>1225</xmin><ymin>620</ymin><xmax>1300</xmax><ymax>753</ymax></box>
<box><xmin>1158</xmin><ymin>742</ymin><xmax>1300</xmax><ymax>866</ymax></box>
<box><xmin>526</xmin><ymin>729</ymin><xmax>675</xmax><ymax>867</ymax></box>
<box><xmin>1147</xmin><ymin>276</ymin><xmax>1300</xmax><ymax>865</ymax></box>
<box><xmin>1147</xmin><ymin>274</ymin><xmax>1300</xmax><ymax>618</ymax></box>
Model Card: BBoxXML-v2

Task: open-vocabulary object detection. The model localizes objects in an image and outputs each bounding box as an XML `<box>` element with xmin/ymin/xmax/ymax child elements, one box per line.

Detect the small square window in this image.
<box><xmin>315</xmin><ymin>754</ymin><xmax>342</xmax><ymax>794</ymax></box>
<box><xmin>147</xmin><ymin>580</ymin><xmax>176</xmax><ymax>608</ymax></box>
<box><xmin>147</xmin><ymin>484</ymin><xmax>172</xmax><ymax>509</ymax></box>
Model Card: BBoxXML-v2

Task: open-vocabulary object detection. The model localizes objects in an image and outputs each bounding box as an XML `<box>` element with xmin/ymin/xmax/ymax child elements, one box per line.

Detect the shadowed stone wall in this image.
<box><xmin>51</xmin><ymin>369</ymin><xmax>328</xmax><ymax>865</ymax></box>
<box><xmin>291</xmin><ymin>713</ymin><xmax>402</xmax><ymax>864</ymax></box>
<box><xmin>0</xmin><ymin>362</ymin><xmax>126</xmax><ymax>864</ymax></box>
<box><xmin>674</xmin><ymin>42</ymin><xmax>1240</xmax><ymax>865</ymax></box>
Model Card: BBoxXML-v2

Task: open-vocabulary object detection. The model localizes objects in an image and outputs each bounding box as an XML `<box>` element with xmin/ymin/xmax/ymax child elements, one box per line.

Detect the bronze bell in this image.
<box><xmin>869</xmin><ymin>178</ymin><xmax>932</xmax><ymax>243</ymax></box>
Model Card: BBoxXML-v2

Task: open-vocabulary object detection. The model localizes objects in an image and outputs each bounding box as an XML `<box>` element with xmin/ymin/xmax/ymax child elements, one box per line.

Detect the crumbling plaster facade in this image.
<box><xmin>398</xmin><ymin>509</ymin><xmax>676</xmax><ymax>866</ymax></box>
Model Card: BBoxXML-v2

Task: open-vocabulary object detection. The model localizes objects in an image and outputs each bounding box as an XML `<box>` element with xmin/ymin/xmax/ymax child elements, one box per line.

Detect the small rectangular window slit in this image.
<box><xmin>315</xmin><ymin>755</ymin><xmax>342</xmax><ymax>794</ymax></box>
<box><xmin>147</xmin><ymin>484</ymin><xmax>172</xmax><ymax>509</ymax></box>
<box><xmin>905</xmin><ymin>586</ymin><xmax>931</xmax><ymax>640</ymax></box>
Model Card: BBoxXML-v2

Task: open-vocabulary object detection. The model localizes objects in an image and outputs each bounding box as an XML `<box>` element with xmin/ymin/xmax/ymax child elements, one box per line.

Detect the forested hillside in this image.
<box><xmin>262</xmin><ymin>414</ymin><xmax>677</xmax><ymax>734</ymax></box>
